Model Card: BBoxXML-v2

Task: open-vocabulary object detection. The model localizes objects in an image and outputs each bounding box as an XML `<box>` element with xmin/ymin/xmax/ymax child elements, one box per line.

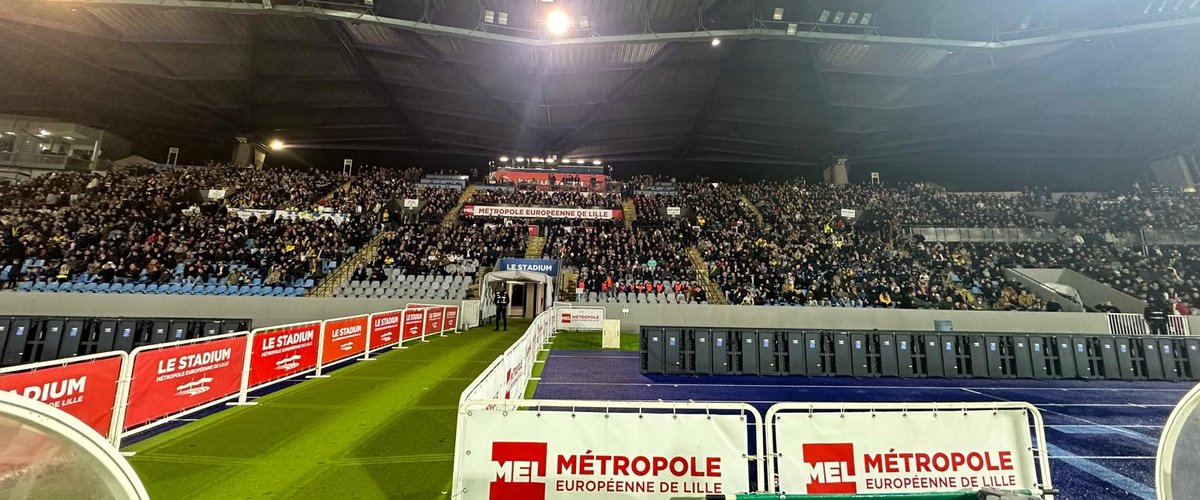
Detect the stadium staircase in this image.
<box><xmin>525</xmin><ymin>236</ymin><xmax>546</xmax><ymax>259</ymax></box>
<box><xmin>306</xmin><ymin>230</ymin><xmax>391</xmax><ymax>297</ymax></box>
<box><xmin>687</xmin><ymin>246</ymin><xmax>727</xmax><ymax>305</ymax></box>
<box><xmin>623</xmin><ymin>198</ymin><xmax>636</xmax><ymax>229</ymax></box>
<box><xmin>741</xmin><ymin>195</ymin><xmax>765</xmax><ymax>226</ymax></box>
<box><xmin>442</xmin><ymin>185</ymin><xmax>477</xmax><ymax>227</ymax></box>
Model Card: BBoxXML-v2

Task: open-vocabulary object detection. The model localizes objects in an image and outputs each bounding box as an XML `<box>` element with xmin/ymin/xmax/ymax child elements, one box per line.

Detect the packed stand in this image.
<box><xmin>1</xmin><ymin>165</ymin><xmax>371</xmax><ymax>295</ymax></box>
<box><xmin>466</xmin><ymin>189</ymin><xmax>622</xmax><ymax>208</ymax></box>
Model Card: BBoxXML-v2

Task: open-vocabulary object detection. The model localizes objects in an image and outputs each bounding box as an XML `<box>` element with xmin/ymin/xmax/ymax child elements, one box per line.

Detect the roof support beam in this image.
<box><xmin>42</xmin><ymin>1</ymin><xmax>1200</xmax><ymax>50</ymax></box>
<box><xmin>327</xmin><ymin>21</ymin><xmax>433</xmax><ymax>150</ymax></box>
<box><xmin>548</xmin><ymin>44</ymin><xmax>680</xmax><ymax>151</ymax></box>
<box><xmin>679</xmin><ymin>41</ymin><xmax>738</xmax><ymax>160</ymax></box>
<box><xmin>399</xmin><ymin>30</ymin><xmax>552</xmax><ymax>146</ymax></box>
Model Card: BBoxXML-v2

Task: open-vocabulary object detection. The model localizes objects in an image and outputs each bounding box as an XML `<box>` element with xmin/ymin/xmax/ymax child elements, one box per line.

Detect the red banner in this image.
<box><xmin>445</xmin><ymin>307</ymin><xmax>459</xmax><ymax>332</ymax></box>
<box><xmin>425</xmin><ymin>307</ymin><xmax>445</xmax><ymax>335</ymax></box>
<box><xmin>402</xmin><ymin>308</ymin><xmax>426</xmax><ymax>340</ymax></box>
<box><xmin>370</xmin><ymin>311</ymin><xmax>404</xmax><ymax>350</ymax></box>
<box><xmin>125</xmin><ymin>335</ymin><xmax>248</xmax><ymax>429</ymax></box>
<box><xmin>248</xmin><ymin>323</ymin><xmax>320</xmax><ymax>388</ymax></box>
<box><xmin>321</xmin><ymin>316</ymin><xmax>368</xmax><ymax>365</ymax></box>
<box><xmin>0</xmin><ymin>356</ymin><xmax>123</xmax><ymax>437</ymax></box>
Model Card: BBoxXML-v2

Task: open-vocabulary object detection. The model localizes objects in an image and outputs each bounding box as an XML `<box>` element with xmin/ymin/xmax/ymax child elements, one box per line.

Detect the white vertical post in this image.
<box><xmin>111</xmin><ymin>352</ymin><xmax>135</xmax><ymax>452</ymax></box>
<box><xmin>229</xmin><ymin>329</ymin><xmax>259</xmax><ymax>405</ymax></box>
<box><xmin>361</xmin><ymin>313</ymin><xmax>378</xmax><ymax>361</ymax></box>
<box><xmin>307</xmin><ymin>320</ymin><xmax>331</xmax><ymax>378</ymax></box>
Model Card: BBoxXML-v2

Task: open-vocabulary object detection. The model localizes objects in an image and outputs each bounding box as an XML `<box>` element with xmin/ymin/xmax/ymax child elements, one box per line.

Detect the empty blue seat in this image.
<box><xmin>45</xmin><ymin>282</ymin><xmax>61</xmax><ymax>292</ymax></box>
<box><xmin>303</xmin><ymin>278</ymin><xmax>315</xmax><ymax>288</ymax></box>
<box><xmin>120</xmin><ymin>283</ymin><xmax>135</xmax><ymax>293</ymax></box>
<box><xmin>248</xmin><ymin>286</ymin><xmax>262</xmax><ymax>295</ymax></box>
<box><xmin>165</xmin><ymin>284</ymin><xmax>181</xmax><ymax>294</ymax></box>
<box><xmin>237</xmin><ymin>285</ymin><xmax>251</xmax><ymax>295</ymax></box>
<box><xmin>95</xmin><ymin>283</ymin><xmax>110</xmax><ymax>292</ymax></box>
<box><xmin>214</xmin><ymin>285</ymin><xmax>228</xmax><ymax>295</ymax></box>
<box><xmin>145</xmin><ymin>284</ymin><xmax>158</xmax><ymax>293</ymax></box>
<box><xmin>17</xmin><ymin>281</ymin><xmax>32</xmax><ymax>292</ymax></box>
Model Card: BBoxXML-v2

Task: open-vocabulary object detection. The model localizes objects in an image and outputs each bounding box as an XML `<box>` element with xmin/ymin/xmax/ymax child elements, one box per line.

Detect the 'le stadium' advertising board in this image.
<box><xmin>370</xmin><ymin>311</ymin><xmax>405</xmax><ymax>350</ymax></box>
<box><xmin>125</xmin><ymin>335</ymin><xmax>248</xmax><ymax>429</ymax></box>
<box><xmin>0</xmin><ymin>356</ymin><xmax>124</xmax><ymax>437</ymax></box>
<box><xmin>321</xmin><ymin>316</ymin><xmax>369</xmax><ymax>365</ymax></box>
<box><xmin>248</xmin><ymin>323</ymin><xmax>320</xmax><ymax>387</ymax></box>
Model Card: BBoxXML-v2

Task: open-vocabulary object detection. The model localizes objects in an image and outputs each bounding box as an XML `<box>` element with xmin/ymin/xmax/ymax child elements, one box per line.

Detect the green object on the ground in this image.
<box><xmin>549</xmin><ymin>331</ymin><xmax>640</xmax><ymax>351</ymax></box>
<box><xmin>126</xmin><ymin>320</ymin><xmax>530</xmax><ymax>500</ymax></box>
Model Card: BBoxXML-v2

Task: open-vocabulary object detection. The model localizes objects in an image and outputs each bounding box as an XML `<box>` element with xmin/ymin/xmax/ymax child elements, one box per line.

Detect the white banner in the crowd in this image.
<box><xmin>274</xmin><ymin>210</ymin><xmax>347</xmax><ymax>224</ymax></box>
<box><xmin>463</xmin><ymin>205</ymin><xmax>621</xmax><ymax>220</ymax></box>
<box><xmin>230</xmin><ymin>208</ymin><xmax>275</xmax><ymax>220</ymax></box>
<box><xmin>666</xmin><ymin>206</ymin><xmax>681</xmax><ymax>216</ymax></box>
<box><xmin>403</xmin><ymin>198</ymin><xmax>420</xmax><ymax>209</ymax></box>
<box><xmin>204</xmin><ymin>189</ymin><xmax>227</xmax><ymax>200</ymax></box>
<box><xmin>557</xmin><ymin>308</ymin><xmax>605</xmax><ymax>331</ymax></box>
<box><xmin>457</xmin><ymin>411</ymin><xmax>750</xmax><ymax>499</ymax></box>
<box><xmin>774</xmin><ymin>410</ymin><xmax>1036</xmax><ymax>495</ymax></box>
<box><xmin>839</xmin><ymin>208</ymin><xmax>857</xmax><ymax>219</ymax></box>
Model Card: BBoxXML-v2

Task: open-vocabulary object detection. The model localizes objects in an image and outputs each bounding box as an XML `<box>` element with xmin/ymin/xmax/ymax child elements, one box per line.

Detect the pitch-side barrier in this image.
<box><xmin>452</xmin><ymin>308</ymin><xmax>1055</xmax><ymax>499</ymax></box>
<box><xmin>0</xmin><ymin>303</ymin><xmax>465</xmax><ymax>449</ymax></box>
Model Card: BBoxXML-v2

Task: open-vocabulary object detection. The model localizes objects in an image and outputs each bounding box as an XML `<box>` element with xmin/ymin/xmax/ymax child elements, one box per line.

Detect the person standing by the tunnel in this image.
<box><xmin>494</xmin><ymin>288</ymin><xmax>510</xmax><ymax>331</ymax></box>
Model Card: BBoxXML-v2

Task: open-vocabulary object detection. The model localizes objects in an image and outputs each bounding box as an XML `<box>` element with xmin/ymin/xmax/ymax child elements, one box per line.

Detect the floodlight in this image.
<box><xmin>515</xmin><ymin>156</ymin><xmax>525</xmax><ymax>162</ymax></box>
<box><xmin>63</xmin><ymin>136</ymin><xmax>74</xmax><ymax>141</ymax></box>
<box><xmin>575</xmin><ymin>159</ymin><xmax>584</xmax><ymax>165</ymax></box>
<box><xmin>579</xmin><ymin>16</ymin><xmax>590</xmax><ymax>29</ymax></box>
<box><xmin>499</xmin><ymin>156</ymin><xmax>509</xmax><ymax>162</ymax></box>
<box><xmin>592</xmin><ymin>160</ymin><xmax>602</xmax><ymax>166</ymax></box>
<box><xmin>772</xmin><ymin>8</ymin><xmax>784</xmax><ymax>21</ymax></box>
<box><xmin>711</xmin><ymin>38</ymin><xmax>721</xmax><ymax>46</ymax></box>
<box><xmin>532</xmin><ymin>157</ymin><xmax>543</xmax><ymax>163</ymax></box>
<box><xmin>818</xmin><ymin>10</ymin><xmax>830</xmax><ymax>22</ymax></box>
<box><xmin>847</xmin><ymin>12</ymin><xmax>859</xmax><ymax>24</ymax></box>
<box><xmin>38</xmin><ymin>129</ymin><xmax>49</xmax><ymax>137</ymax></box>
<box><xmin>484</xmin><ymin>10</ymin><xmax>495</xmax><ymax>23</ymax></box>
<box><xmin>546</xmin><ymin>10</ymin><xmax>570</xmax><ymax>36</ymax></box>
<box><xmin>832</xmin><ymin>11</ymin><xmax>844</xmax><ymax>23</ymax></box>
<box><xmin>786</xmin><ymin>23</ymin><xmax>797</xmax><ymax>35</ymax></box>
<box><xmin>262</xmin><ymin>0</ymin><xmax>272</xmax><ymax>9</ymax></box>
<box><xmin>860</xmin><ymin>12</ymin><xmax>872</xmax><ymax>25</ymax></box>
<box><xmin>270</xmin><ymin>139</ymin><xmax>285</xmax><ymax>151</ymax></box>
<box><xmin>497</xmin><ymin>12</ymin><xmax>508</xmax><ymax>25</ymax></box>
<box><xmin>3</xmin><ymin>132</ymin><xmax>14</xmax><ymax>135</ymax></box>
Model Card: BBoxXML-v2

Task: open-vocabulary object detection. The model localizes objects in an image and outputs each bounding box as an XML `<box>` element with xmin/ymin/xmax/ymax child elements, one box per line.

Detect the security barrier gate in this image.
<box><xmin>641</xmin><ymin>326</ymin><xmax>1200</xmax><ymax>381</ymax></box>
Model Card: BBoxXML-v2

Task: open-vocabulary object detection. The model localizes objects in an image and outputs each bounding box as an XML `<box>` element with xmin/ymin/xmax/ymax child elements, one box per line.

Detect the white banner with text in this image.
<box><xmin>456</xmin><ymin>410</ymin><xmax>751</xmax><ymax>499</ymax></box>
<box><xmin>556</xmin><ymin>307</ymin><xmax>606</xmax><ymax>331</ymax></box>
<box><xmin>772</xmin><ymin>408</ymin><xmax>1037</xmax><ymax>495</ymax></box>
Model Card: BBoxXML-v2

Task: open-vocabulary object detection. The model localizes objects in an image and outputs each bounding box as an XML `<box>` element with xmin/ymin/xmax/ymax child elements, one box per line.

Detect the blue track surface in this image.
<box><xmin>532</xmin><ymin>350</ymin><xmax>1196</xmax><ymax>500</ymax></box>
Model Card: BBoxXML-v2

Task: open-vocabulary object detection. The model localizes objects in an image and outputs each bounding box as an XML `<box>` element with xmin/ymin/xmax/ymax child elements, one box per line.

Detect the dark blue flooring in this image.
<box><xmin>533</xmin><ymin>350</ymin><xmax>1194</xmax><ymax>500</ymax></box>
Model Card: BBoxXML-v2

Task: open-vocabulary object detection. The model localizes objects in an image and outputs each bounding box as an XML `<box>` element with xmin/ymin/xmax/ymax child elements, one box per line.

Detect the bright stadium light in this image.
<box><xmin>711</xmin><ymin>38</ymin><xmax>721</xmax><ymax>46</ymax></box>
<box><xmin>546</xmin><ymin>10</ymin><xmax>570</xmax><ymax>36</ymax></box>
<box><xmin>575</xmin><ymin>159</ymin><xmax>585</xmax><ymax>165</ymax></box>
<box><xmin>269</xmin><ymin>139</ymin><xmax>285</xmax><ymax>151</ymax></box>
<box><xmin>499</xmin><ymin>156</ymin><xmax>509</xmax><ymax>162</ymax></box>
<box><xmin>515</xmin><ymin>156</ymin><xmax>525</xmax><ymax>162</ymax></box>
<box><xmin>592</xmin><ymin>160</ymin><xmax>602</xmax><ymax>166</ymax></box>
<box><xmin>38</xmin><ymin>129</ymin><xmax>49</xmax><ymax>137</ymax></box>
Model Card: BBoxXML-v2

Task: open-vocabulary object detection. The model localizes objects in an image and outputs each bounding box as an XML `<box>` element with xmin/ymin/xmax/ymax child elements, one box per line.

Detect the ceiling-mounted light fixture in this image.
<box><xmin>772</xmin><ymin>7</ymin><xmax>784</xmax><ymax>21</ymax></box>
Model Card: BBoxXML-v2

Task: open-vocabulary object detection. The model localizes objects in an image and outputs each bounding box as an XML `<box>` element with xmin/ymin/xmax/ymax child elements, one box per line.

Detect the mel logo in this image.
<box><xmin>804</xmin><ymin>443</ymin><xmax>857</xmax><ymax>494</ymax></box>
<box><xmin>560</xmin><ymin>313</ymin><xmax>571</xmax><ymax>324</ymax></box>
<box><xmin>490</xmin><ymin>441</ymin><xmax>547</xmax><ymax>500</ymax></box>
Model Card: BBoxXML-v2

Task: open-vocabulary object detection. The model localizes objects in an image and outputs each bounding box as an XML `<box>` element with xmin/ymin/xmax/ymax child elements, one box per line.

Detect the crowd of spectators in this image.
<box><xmin>542</xmin><ymin>221</ymin><xmax>700</xmax><ymax>297</ymax></box>
<box><xmin>353</xmin><ymin>221</ymin><xmax>527</xmax><ymax>280</ymax></box>
<box><xmin>1</xmin><ymin>166</ymin><xmax>372</xmax><ymax>291</ymax></box>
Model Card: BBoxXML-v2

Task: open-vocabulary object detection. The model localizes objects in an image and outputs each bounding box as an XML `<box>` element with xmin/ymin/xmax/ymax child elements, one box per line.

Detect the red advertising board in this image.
<box><xmin>370</xmin><ymin>311</ymin><xmax>404</xmax><ymax>350</ymax></box>
<box><xmin>321</xmin><ymin>316</ymin><xmax>368</xmax><ymax>365</ymax></box>
<box><xmin>402</xmin><ymin>308</ymin><xmax>426</xmax><ymax>340</ymax></box>
<box><xmin>445</xmin><ymin>307</ymin><xmax>459</xmax><ymax>332</ymax></box>
<box><xmin>124</xmin><ymin>335</ymin><xmax>248</xmax><ymax>429</ymax></box>
<box><xmin>248</xmin><ymin>323</ymin><xmax>320</xmax><ymax>388</ymax></box>
<box><xmin>425</xmin><ymin>306</ymin><xmax>445</xmax><ymax>335</ymax></box>
<box><xmin>0</xmin><ymin>356</ymin><xmax>123</xmax><ymax>437</ymax></box>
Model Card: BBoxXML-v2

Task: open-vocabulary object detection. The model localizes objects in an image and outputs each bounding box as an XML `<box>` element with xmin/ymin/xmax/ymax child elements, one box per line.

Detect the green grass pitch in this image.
<box><xmin>125</xmin><ymin>320</ymin><xmax>530</xmax><ymax>500</ymax></box>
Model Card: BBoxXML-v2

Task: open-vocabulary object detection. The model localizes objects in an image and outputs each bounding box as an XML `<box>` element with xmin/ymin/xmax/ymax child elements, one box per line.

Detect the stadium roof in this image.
<box><xmin>4</xmin><ymin>0</ymin><xmax>1200</xmax><ymax>170</ymax></box>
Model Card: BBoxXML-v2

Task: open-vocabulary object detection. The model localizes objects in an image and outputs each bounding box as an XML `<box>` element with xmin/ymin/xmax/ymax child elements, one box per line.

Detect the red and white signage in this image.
<box><xmin>248</xmin><ymin>323</ymin><xmax>320</xmax><ymax>388</ymax></box>
<box><xmin>773</xmin><ymin>410</ymin><xmax>1037</xmax><ymax>494</ymax></box>
<box><xmin>425</xmin><ymin>307</ymin><xmax>446</xmax><ymax>335</ymax></box>
<box><xmin>321</xmin><ymin>316</ymin><xmax>368</xmax><ymax>365</ymax></box>
<box><xmin>557</xmin><ymin>308</ymin><xmax>605</xmax><ymax>331</ymax></box>
<box><xmin>370</xmin><ymin>311</ymin><xmax>404</xmax><ymax>350</ymax></box>
<box><xmin>445</xmin><ymin>307</ymin><xmax>460</xmax><ymax>332</ymax></box>
<box><xmin>403</xmin><ymin>308</ymin><xmax>427</xmax><ymax>340</ymax></box>
<box><xmin>0</xmin><ymin>356</ymin><xmax>124</xmax><ymax>438</ymax></box>
<box><xmin>462</xmin><ymin>205</ymin><xmax>622</xmax><ymax>220</ymax></box>
<box><xmin>457</xmin><ymin>411</ymin><xmax>750</xmax><ymax>499</ymax></box>
<box><xmin>125</xmin><ymin>335</ymin><xmax>248</xmax><ymax>429</ymax></box>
